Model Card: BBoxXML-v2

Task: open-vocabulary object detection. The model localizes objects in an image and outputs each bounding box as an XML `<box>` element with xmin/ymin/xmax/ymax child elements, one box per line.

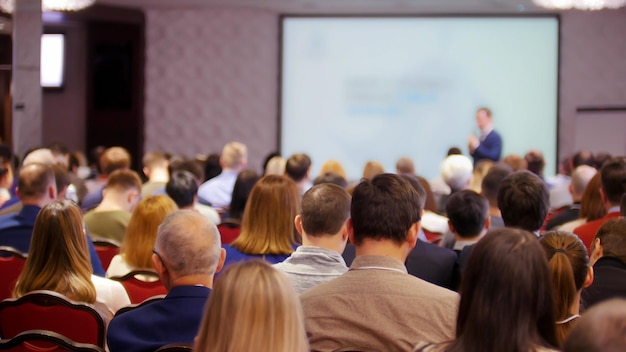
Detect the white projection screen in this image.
<box><xmin>280</xmin><ymin>16</ymin><xmax>559</xmax><ymax>181</ymax></box>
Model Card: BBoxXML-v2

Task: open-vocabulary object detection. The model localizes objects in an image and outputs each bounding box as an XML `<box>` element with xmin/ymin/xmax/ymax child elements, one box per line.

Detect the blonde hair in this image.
<box><xmin>264</xmin><ymin>156</ymin><xmax>286</xmax><ymax>176</ymax></box>
<box><xmin>232</xmin><ymin>175</ymin><xmax>300</xmax><ymax>255</ymax></box>
<box><xmin>221</xmin><ymin>142</ymin><xmax>247</xmax><ymax>169</ymax></box>
<box><xmin>194</xmin><ymin>261</ymin><xmax>308</xmax><ymax>352</ymax></box>
<box><xmin>14</xmin><ymin>200</ymin><xmax>96</xmax><ymax>303</ymax></box>
<box><xmin>469</xmin><ymin>159</ymin><xmax>494</xmax><ymax>193</ymax></box>
<box><xmin>362</xmin><ymin>161</ymin><xmax>384</xmax><ymax>180</ymax></box>
<box><xmin>319</xmin><ymin>159</ymin><xmax>347</xmax><ymax>180</ymax></box>
<box><xmin>121</xmin><ymin>195</ymin><xmax>178</xmax><ymax>269</ymax></box>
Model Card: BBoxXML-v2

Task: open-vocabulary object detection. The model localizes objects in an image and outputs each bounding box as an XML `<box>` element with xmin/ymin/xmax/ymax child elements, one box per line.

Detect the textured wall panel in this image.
<box><xmin>144</xmin><ymin>8</ymin><xmax>279</xmax><ymax>172</ymax></box>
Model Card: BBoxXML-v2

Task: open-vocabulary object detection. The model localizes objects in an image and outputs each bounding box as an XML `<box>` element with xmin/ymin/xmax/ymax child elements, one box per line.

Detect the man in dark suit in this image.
<box><xmin>107</xmin><ymin>211</ymin><xmax>226</xmax><ymax>352</ymax></box>
<box><xmin>468</xmin><ymin>107</ymin><xmax>502</xmax><ymax>165</ymax></box>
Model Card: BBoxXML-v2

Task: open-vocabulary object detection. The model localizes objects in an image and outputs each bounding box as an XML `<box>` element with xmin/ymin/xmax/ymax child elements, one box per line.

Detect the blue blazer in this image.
<box><xmin>107</xmin><ymin>285</ymin><xmax>211</xmax><ymax>352</ymax></box>
<box><xmin>471</xmin><ymin>130</ymin><xmax>502</xmax><ymax>164</ymax></box>
<box><xmin>0</xmin><ymin>205</ymin><xmax>105</xmax><ymax>276</ymax></box>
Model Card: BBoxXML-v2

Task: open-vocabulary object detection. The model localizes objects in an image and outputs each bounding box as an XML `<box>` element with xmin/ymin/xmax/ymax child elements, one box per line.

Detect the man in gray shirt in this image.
<box><xmin>274</xmin><ymin>183</ymin><xmax>350</xmax><ymax>294</ymax></box>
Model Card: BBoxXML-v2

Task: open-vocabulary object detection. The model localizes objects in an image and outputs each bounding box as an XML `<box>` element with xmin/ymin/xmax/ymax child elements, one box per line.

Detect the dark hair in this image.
<box><xmin>593</xmin><ymin>218</ymin><xmax>626</xmax><ymax>264</ymax></box>
<box><xmin>416</xmin><ymin>176</ymin><xmax>438</xmax><ymax>213</ymax></box>
<box><xmin>229</xmin><ymin>170</ymin><xmax>259</xmax><ymax>221</ymax></box>
<box><xmin>447</xmin><ymin>147</ymin><xmax>462</xmax><ymax>156</ymax></box>
<box><xmin>540</xmin><ymin>231</ymin><xmax>590</xmax><ymax>347</ymax></box>
<box><xmin>446</xmin><ymin>190</ymin><xmax>489</xmax><ymax>238</ymax></box>
<box><xmin>51</xmin><ymin>164</ymin><xmax>70</xmax><ymax>194</ymax></box>
<box><xmin>313</xmin><ymin>172</ymin><xmax>348</xmax><ymax>189</ymax></box>
<box><xmin>47</xmin><ymin>141</ymin><xmax>69</xmax><ymax>156</ymax></box>
<box><xmin>300</xmin><ymin>184</ymin><xmax>351</xmax><ymax>237</ymax></box>
<box><xmin>204</xmin><ymin>153</ymin><xmax>222</xmax><ymax>182</ymax></box>
<box><xmin>351</xmin><ymin>174</ymin><xmax>421</xmax><ymax>246</ymax></box>
<box><xmin>593</xmin><ymin>152</ymin><xmax>612</xmax><ymax>170</ymax></box>
<box><xmin>525</xmin><ymin>150</ymin><xmax>546</xmax><ymax>177</ymax></box>
<box><xmin>562</xmin><ymin>298</ymin><xmax>626</xmax><ymax>352</ymax></box>
<box><xmin>170</xmin><ymin>158</ymin><xmax>205</xmax><ymax>182</ymax></box>
<box><xmin>285</xmin><ymin>154</ymin><xmax>311</xmax><ymax>182</ymax></box>
<box><xmin>599</xmin><ymin>157</ymin><xmax>626</xmax><ymax>204</ymax></box>
<box><xmin>18</xmin><ymin>163</ymin><xmax>55</xmax><ymax>198</ymax></box>
<box><xmin>572</xmin><ymin>150</ymin><xmax>595</xmax><ymax>169</ymax></box>
<box><xmin>497</xmin><ymin>171</ymin><xmax>549</xmax><ymax>232</ymax></box>
<box><xmin>450</xmin><ymin>228</ymin><xmax>557</xmax><ymax>352</ymax></box>
<box><xmin>400</xmin><ymin>174</ymin><xmax>426</xmax><ymax>209</ymax></box>
<box><xmin>166</xmin><ymin>170</ymin><xmax>198</xmax><ymax>208</ymax></box>
<box><xmin>480</xmin><ymin>164</ymin><xmax>512</xmax><ymax>205</ymax></box>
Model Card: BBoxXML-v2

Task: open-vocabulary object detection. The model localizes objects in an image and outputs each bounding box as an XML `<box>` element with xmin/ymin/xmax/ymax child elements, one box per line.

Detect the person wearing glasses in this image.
<box><xmin>107</xmin><ymin>210</ymin><xmax>226</xmax><ymax>352</ymax></box>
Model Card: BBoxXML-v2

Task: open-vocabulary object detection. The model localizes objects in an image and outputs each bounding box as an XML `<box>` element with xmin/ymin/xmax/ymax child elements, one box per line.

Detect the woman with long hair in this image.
<box><xmin>559</xmin><ymin>173</ymin><xmax>606</xmax><ymax>232</ymax></box>
<box><xmin>194</xmin><ymin>261</ymin><xmax>308</xmax><ymax>352</ymax></box>
<box><xmin>539</xmin><ymin>231</ymin><xmax>593</xmax><ymax>347</ymax></box>
<box><xmin>415</xmin><ymin>228</ymin><xmax>558</xmax><ymax>352</ymax></box>
<box><xmin>14</xmin><ymin>200</ymin><xmax>130</xmax><ymax>316</ymax></box>
<box><xmin>106</xmin><ymin>195</ymin><xmax>178</xmax><ymax>278</ymax></box>
<box><xmin>222</xmin><ymin>175</ymin><xmax>300</xmax><ymax>267</ymax></box>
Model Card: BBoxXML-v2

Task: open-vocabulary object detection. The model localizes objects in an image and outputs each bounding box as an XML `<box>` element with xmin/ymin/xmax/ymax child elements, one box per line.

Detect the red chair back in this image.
<box><xmin>217</xmin><ymin>222</ymin><xmax>241</xmax><ymax>245</ymax></box>
<box><xmin>110</xmin><ymin>271</ymin><xmax>168</xmax><ymax>304</ymax></box>
<box><xmin>0</xmin><ymin>329</ymin><xmax>104</xmax><ymax>351</ymax></box>
<box><xmin>0</xmin><ymin>291</ymin><xmax>106</xmax><ymax>348</ymax></box>
<box><xmin>91</xmin><ymin>239</ymin><xmax>120</xmax><ymax>271</ymax></box>
<box><xmin>0</xmin><ymin>247</ymin><xmax>27</xmax><ymax>302</ymax></box>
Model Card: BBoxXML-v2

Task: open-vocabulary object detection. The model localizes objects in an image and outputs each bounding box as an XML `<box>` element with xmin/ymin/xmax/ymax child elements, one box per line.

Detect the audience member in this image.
<box><xmin>498</xmin><ymin>170</ymin><xmax>549</xmax><ymax>234</ymax></box>
<box><xmin>480</xmin><ymin>164</ymin><xmax>512</xmax><ymax>230</ymax></box>
<box><xmin>0</xmin><ymin>163</ymin><xmax>104</xmax><ymax>275</ymax></box>
<box><xmin>396</xmin><ymin>157</ymin><xmax>416</xmax><ymax>176</ymax></box>
<box><xmin>414</xmin><ymin>228</ymin><xmax>558</xmax><ymax>352</ymax></box>
<box><xmin>361</xmin><ymin>160</ymin><xmax>384</xmax><ymax>180</ymax></box>
<box><xmin>274</xmin><ymin>184</ymin><xmax>350</xmax><ymax>294</ymax></box>
<box><xmin>82</xmin><ymin>146</ymin><xmax>132</xmax><ymax>211</ymax></box>
<box><xmin>264</xmin><ymin>155</ymin><xmax>286</xmax><ymax>176</ymax></box>
<box><xmin>320</xmin><ymin>159</ymin><xmax>348</xmax><ymax>180</ymax></box>
<box><xmin>562</xmin><ymin>298</ymin><xmax>626</xmax><ymax>352</ymax></box>
<box><xmin>572</xmin><ymin>150</ymin><xmax>595</xmax><ymax>169</ymax></box>
<box><xmin>83</xmin><ymin>169</ymin><xmax>142</xmax><ymax>243</ymax></box>
<box><xmin>222</xmin><ymin>175</ymin><xmax>300</xmax><ymax>267</ymax></box>
<box><xmin>194</xmin><ymin>261</ymin><xmax>308</xmax><ymax>352</ymax></box>
<box><xmin>168</xmin><ymin>159</ymin><xmax>220</xmax><ymax>225</ymax></box>
<box><xmin>301</xmin><ymin>174</ymin><xmax>458</xmax><ymax>351</ymax></box>
<box><xmin>468</xmin><ymin>159</ymin><xmax>493</xmax><ymax>193</ymax></box>
<box><xmin>593</xmin><ymin>151</ymin><xmax>612</xmax><ymax>169</ymax></box>
<box><xmin>14</xmin><ymin>200</ymin><xmax>130</xmax><ymax>317</ymax></box>
<box><xmin>223</xmin><ymin>169</ymin><xmax>259</xmax><ymax>223</ymax></box>
<box><xmin>313</xmin><ymin>172</ymin><xmax>348</xmax><ymax>189</ymax></box>
<box><xmin>468</xmin><ymin>107</ymin><xmax>502</xmax><ymax>164</ymax></box>
<box><xmin>141</xmin><ymin>151</ymin><xmax>170</xmax><ymax>198</ymax></box>
<box><xmin>203</xmin><ymin>153</ymin><xmax>222</xmax><ymax>182</ymax></box>
<box><xmin>582</xmin><ymin>218</ymin><xmax>626</xmax><ymax>308</ymax></box>
<box><xmin>261</xmin><ymin>151</ymin><xmax>281</xmax><ymax>176</ymax></box>
<box><xmin>446</xmin><ymin>190</ymin><xmax>489</xmax><ymax>254</ymax></box>
<box><xmin>0</xmin><ymin>143</ymin><xmax>16</xmax><ymax>210</ymax></box>
<box><xmin>525</xmin><ymin>149</ymin><xmax>546</xmax><ymax>181</ymax></box>
<box><xmin>285</xmin><ymin>153</ymin><xmax>313</xmax><ymax>194</ymax></box>
<box><xmin>106</xmin><ymin>195</ymin><xmax>178</xmax><ymax>278</ymax></box>
<box><xmin>438</xmin><ymin>154</ymin><xmax>473</xmax><ymax>213</ymax></box>
<box><xmin>574</xmin><ymin>157</ymin><xmax>626</xmax><ymax>251</ymax></box>
<box><xmin>501</xmin><ymin>153</ymin><xmax>528</xmax><ymax>172</ymax></box>
<box><xmin>539</xmin><ymin>231</ymin><xmax>594</xmax><ymax>347</ymax></box>
<box><xmin>559</xmin><ymin>173</ymin><xmax>606</xmax><ymax>232</ymax></box>
<box><xmin>48</xmin><ymin>141</ymin><xmax>88</xmax><ymax>204</ymax></box>
<box><xmin>51</xmin><ymin>164</ymin><xmax>71</xmax><ymax>201</ymax></box>
<box><xmin>545</xmin><ymin>165</ymin><xmax>596</xmax><ymax>230</ymax></box>
<box><xmin>197</xmin><ymin>142</ymin><xmax>247</xmax><ymax>210</ymax></box>
<box><xmin>107</xmin><ymin>211</ymin><xmax>225</xmax><ymax>352</ymax></box>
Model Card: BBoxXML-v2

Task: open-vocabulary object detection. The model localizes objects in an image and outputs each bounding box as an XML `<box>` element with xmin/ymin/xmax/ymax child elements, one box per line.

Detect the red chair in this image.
<box><xmin>217</xmin><ymin>221</ymin><xmax>241</xmax><ymax>245</ymax></box>
<box><xmin>0</xmin><ymin>247</ymin><xmax>27</xmax><ymax>302</ymax></box>
<box><xmin>110</xmin><ymin>271</ymin><xmax>168</xmax><ymax>304</ymax></box>
<box><xmin>91</xmin><ymin>238</ymin><xmax>120</xmax><ymax>271</ymax></box>
<box><xmin>0</xmin><ymin>329</ymin><xmax>104</xmax><ymax>352</ymax></box>
<box><xmin>0</xmin><ymin>291</ymin><xmax>106</xmax><ymax>348</ymax></box>
<box><xmin>423</xmin><ymin>230</ymin><xmax>443</xmax><ymax>245</ymax></box>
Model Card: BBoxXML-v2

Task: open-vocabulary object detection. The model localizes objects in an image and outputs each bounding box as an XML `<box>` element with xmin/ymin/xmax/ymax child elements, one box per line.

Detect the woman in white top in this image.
<box><xmin>106</xmin><ymin>195</ymin><xmax>178</xmax><ymax>278</ymax></box>
<box><xmin>14</xmin><ymin>200</ymin><xmax>130</xmax><ymax>317</ymax></box>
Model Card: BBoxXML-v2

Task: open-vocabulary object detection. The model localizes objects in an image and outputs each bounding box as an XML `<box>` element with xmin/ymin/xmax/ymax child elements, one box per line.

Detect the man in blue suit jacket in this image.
<box><xmin>468</xmin><ymin>107</ymin><xmax>502</xmax><ymax>165</ymax></box>
<box><xmin>107</xmin><ymin>211</ymin><xmax>226</xmax><ymax>352</ymax></box>
<box><xmin>0</xmin><ymin>163</ymin><xmax>104</xmax><ymax>275</ymax></box>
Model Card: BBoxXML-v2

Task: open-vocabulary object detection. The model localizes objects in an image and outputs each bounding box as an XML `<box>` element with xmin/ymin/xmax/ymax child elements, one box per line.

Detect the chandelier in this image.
<box><xmin>533</xmin><ymin>0</ymin><xmax>626</xmax><ymax>10</ymax></box>
<box><xmin>0</xmin><ymin>0</ymin><xmax>96</xmax><ymax>13</ymax></box>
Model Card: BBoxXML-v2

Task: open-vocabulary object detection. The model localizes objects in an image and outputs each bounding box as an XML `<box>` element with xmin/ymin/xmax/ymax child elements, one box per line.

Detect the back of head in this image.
<box><xmin>457</xmin><ymin>228</ymin><xmax>556</xmax><ymax>352</ymax></box>
<box><xmin>525</xmin><ymin>149</ymin><xmax>546</xmax><ymax>177</ymax></box>
<box><xmin>313</xmin><ymin>172</ymin><xmax>347</xmax><ymax>189</ymax></box>
<box><xmin>501</xmin><ymin>153</ymin><xmax>528</xmax><ymax>172</ymax></box>
<box><xmin>99</xmin><ymin>147</ymin><xmax>131</xmax><ymax>176</ymax></box>
<box><xmin>362</xmin><ymin>161</ymin><xmax>384</xmax><ymax>180</ymax></box>
<box><xmin>142</xmin><ymin>151</ymin><xmax>168</xmax><ymax>170</ymax></box>
<box><xmin>105</xmin><ymin>169</ymin><xmax>142</xmax><ymax>193</ymax></box>
<box><xmin>497</xmin><ymin>170</ymin><xmax>549</xmax><ymax>232</ymax></box>
<box><xmin>539</xmin><ymin>231</ymin><xmax>590</xmax><ymax>347</ymax></box>
<box><xmin>572</xmin><ymin>150</ymin><xmax>595</xmax><ymax>169</ymax></box>
<box><xmin>234</xmin><ymin>175</ymin><xmax>300</xmax><ymax>255</ymax></box>
<box><xmin>571</xmin><ymin>165</ymin><xmax>597</xmax><ymax>197</ymax></box>
<box><xmin>395</xmin><ymin>157</ymin><xmax>415</xmax><ymax>175</ymax></box>
<box><xmin>51</xmin><ymin>164</ymin><xmax>70</xmax><ymax>195</ymax></box>
<box><xmin>563</xmin><ymin>298</ymin><xmax>626</xmax><ymax>352</ymax></box>
<box><xmin>301</xmin><ymin>184</ymin><xmax>351</xmax><ymax>237</ymax></box>
<box><xmin>446</xmin><ymin>190</ymin><xmax>489</xmax><ymax>238</ymax></box>
<box><xmin>441</xmin><ymin>154</ymin><xmax>473</xmax><ymax>192</ymax></box>
<box><xmin>579</xmin><ymin>173</ymin><xmax>606</xmax><ymax>221</ymax></box>
<box><xmin>204</xmin><ymin>153</ymin><xmax>222</xmax><ymax>181</ymax></box>
<box><xmin>229</xmin><ymin>169</ymin><xmax>259</xmax><ymax>221</ymax></box>
<box><xmin>285</xmin><ymin>154</ymin><xmax>311</xmax><ymax>182</ymax></box>
<box><xmin>481</xmin><ymin>164</ymin><xmax>512</xmax><ymax>206</ymax></box>
<box><xmin>17</xmin><ymin>163</ymin><xmax>55</xmax><ymax>200</ymax></box>
<box><xmin>22</xmin><ymin>148</ymin><xmax>56</xmax><ymax>166</ymax></box>
<box><xmin>264</xmin><ymin>156</ymin><xmax>286</xmax><ymax>176</ymax></box>
<box><xmin>221</xmin><ymin>142</ymin><xmax>247</xmax><ymax>170</ymax></box>
<box><xmin>170</xmin><ymin>158</ymin><xmax>205</xmax><ymax>183</ymax></box>
<box><xmin>166</xmin><ymin>170</ymin><xmax>198</xmax><ymax>208</ymax></box>
<box><xmin>155</xmin><ymin>210</ymin><xmax>222</xmax><ymax>278</ymax></box>
<box><xmin>400</xmin><ymin>174</ymin><xmax>426</xmax><ymax>209</ymax></box>
<box><xmin>593</xmin><ymin>218</ymin><xmax>626</xmax><ymax>264</ymax></box>
<box><xmin>351</xmin><ymin>173</ymin><xmax>421</xmax><ymax>246</ymax></box>
<box><xmin>599</xmin><ymin>157</ymin><xmax>626</xmax><ymax>204</ymax></box>
<box><xmin>122</xmin><ymin>195</ymin><xmax>178</xmax><ymax>269</ymax></box>
<box><xmin>14</xmin><ymin>200</ymin><xmax>96</xmax><ymax>303</ymax></box>
<box><xmin>194</xmin><ymin>261</ymin><xmax>308</xmax><ymax>352</ymax></box>
<box><xmin>319</xmin><ymin>160</ymin><xmax>347</xmax><ymax>180</ymax></box>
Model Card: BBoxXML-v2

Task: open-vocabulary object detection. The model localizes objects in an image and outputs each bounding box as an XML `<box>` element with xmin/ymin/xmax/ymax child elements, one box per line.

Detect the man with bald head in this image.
<box><xmin>0</xmin><ymin>163</ymin><xmax>104</xmax><ymax>275</ymax></box>
<box><xmin>107</xmin><ymin>210</ymin><xmax>226</xmax><ymax>352</ymax></box>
